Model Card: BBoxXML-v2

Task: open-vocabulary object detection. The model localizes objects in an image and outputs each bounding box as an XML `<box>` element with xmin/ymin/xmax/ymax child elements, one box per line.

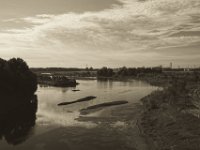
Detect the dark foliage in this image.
<box><xmin>117</xmin><ymin>66</ymin><xmax>162</xmax><ymax>76</ymax></box>
<box><xmin>97</xmin><ymin>66</ymin><xmax>162</xmax><ymax>78</ymax></box>
<box><xmin>0</xmin><ymin>58</ymin><xmax>37</xmax><ymax>96</ymax></box>
<box><xmin>97</xmin><ymin>67</ymin><xmax>114</xmax><ymax>77</ymax></box>
<box><xmin>31</xmin><ymin>67</ymin><xmax>98</xmax><ymax>72</ymax></box>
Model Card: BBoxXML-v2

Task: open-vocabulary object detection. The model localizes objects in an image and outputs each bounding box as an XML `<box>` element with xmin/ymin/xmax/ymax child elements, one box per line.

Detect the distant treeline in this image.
<box><xmin>0</xmin><ymin>58</ymin><xmax>37</xmax><ymax>96</ymax></box>
<box><xmin>31</xmin><ymin>67</ymin><xmax>97</xmax><ymax>72</ymax></box>
<box><xmin>32</xmin><ymin>66</ymin><xmax>200</xmax><ymax>78</ymax></box>
<box><xmin>97</xmin><ymin>66</ymin><xmax>163</xmax><ymax>77</ymax></box>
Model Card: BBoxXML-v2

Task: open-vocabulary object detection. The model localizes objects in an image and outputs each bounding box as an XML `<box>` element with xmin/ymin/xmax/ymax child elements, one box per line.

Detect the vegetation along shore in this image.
<box><xmin>139</xmin><ymin>72</ymin><xmax>200</xmax><ymax>150</ymax></box>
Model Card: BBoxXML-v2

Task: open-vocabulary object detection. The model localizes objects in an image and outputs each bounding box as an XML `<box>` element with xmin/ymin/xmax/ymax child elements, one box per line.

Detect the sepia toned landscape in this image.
<box><xmin>0</xmin><ymin>0</ymin><xmax>200</xmax><ymax>150</ymax></box>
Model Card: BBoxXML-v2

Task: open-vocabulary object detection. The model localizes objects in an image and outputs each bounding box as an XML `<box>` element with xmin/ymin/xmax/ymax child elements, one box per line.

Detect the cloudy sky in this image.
<box><xmin>0</xmin><ymin>0</ymin><xmax>200</xmax><ymax>68</ymax></box>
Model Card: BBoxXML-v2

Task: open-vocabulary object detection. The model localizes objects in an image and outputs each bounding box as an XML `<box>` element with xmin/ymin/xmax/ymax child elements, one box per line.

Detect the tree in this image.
<box><xmin>118</xmin><ymin>67</ymin><xmax>128</xmax><ymax>76</ymax></box>
<box><xmin>97</xmin><ymin>67</ymin><xmax>114</xmax><ymax>77</ymax></box>
<box><xmin>0</xmin><ymin>58</ymin><xmax>37</xmax><ymax>96</ymax></box>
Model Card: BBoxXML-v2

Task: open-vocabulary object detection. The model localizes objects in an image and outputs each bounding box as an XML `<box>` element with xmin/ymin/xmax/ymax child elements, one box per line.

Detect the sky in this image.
<box><xmin>0</xmin><ymin>0</ymin><xmax>200</xmax><ymax>68</ymax></box>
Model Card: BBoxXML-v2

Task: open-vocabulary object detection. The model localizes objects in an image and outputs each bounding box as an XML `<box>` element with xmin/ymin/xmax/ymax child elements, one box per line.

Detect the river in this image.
<box><xmin>0</xmin><ymin>79</ymin><xmax>158</xmax><ymax>150</ymax></box>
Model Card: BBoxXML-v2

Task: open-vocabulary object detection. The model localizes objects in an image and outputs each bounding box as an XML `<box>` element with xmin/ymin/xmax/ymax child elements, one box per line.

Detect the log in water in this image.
<box><xmin>80</xmin><ymin>100</ymin><xmax>128</xmax><ymax>115</ymax></box>
<box><xmin>72</xmin><ymin>89</ymin><xmax>81</xmax><ymax>92</ymax></box>
<box><xmin>58</xmin><ymin>96</ymin><xmax>97</xmax><ymax>106</ymax></box>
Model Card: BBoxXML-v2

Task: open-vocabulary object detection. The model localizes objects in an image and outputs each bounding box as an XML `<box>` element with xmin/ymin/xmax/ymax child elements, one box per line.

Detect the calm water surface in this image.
<box><xmin>0</xmin><ymin>79</ymin><xmax>158</xmax><ymax>150</ymax></box>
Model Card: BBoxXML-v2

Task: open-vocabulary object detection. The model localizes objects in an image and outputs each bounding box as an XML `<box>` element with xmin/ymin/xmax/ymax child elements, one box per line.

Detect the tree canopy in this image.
<box><xmin>0</xmin><ymin>58</ymin><xmax>37</xmax><ymax>96</ymax></box>
<box><xmin>97</xmin><ymin>67</ymin><xmax>114</xmax><ymax>77</ymax></box>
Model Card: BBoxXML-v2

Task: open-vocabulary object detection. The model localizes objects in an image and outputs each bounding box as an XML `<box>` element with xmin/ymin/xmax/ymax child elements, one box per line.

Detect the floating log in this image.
<box><xmin>72</xmin><ymin>89</ymin><xmax>81</xmax><ymax>92</ymax></box>
<box><xmin>80</xmin><ymin>100</ymin><xmax>128</xmax><ymax>115</ymax></box>
<box><xmin>58</xmin><ymin>96</ymin><xmax>96</xmax><ymax>106</ymax></box>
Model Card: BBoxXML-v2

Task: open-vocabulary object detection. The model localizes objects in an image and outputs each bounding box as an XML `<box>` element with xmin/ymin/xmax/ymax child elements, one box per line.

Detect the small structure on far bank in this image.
<box><xmin>38</xmin><ymin>74</ymin><xmax>78</xmax><ymax>87</ymax></box>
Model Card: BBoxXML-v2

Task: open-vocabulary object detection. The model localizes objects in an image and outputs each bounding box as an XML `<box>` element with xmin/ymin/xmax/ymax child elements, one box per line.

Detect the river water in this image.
<box><xmin>0</xmin><ymin>79</ymin><xmax>158</xmax><ymax>150</ymax></box>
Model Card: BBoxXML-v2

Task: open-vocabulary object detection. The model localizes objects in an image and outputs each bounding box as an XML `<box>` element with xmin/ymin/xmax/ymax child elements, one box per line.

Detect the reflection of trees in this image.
<box><xmin>0</xmin><ymin>95</ymin><xmax>38</xmax><ymax>145</ymax></box>
<box><xmin>97</xmin><ymin>80</ymin><xmax>113</xmax><ymax>89</ymax></box>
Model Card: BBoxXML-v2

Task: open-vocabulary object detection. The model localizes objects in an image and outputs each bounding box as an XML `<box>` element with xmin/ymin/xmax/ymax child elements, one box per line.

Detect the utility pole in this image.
<box><xmin>170</xmin><ymin>62</ymin><xmax>173</xmax><ymax>69</ymax></box>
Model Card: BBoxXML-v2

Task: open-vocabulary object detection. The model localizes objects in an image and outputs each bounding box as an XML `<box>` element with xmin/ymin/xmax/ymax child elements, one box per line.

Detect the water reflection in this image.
<box><xmin>97</xmin><ymin>80</ymin><xmax>113</xmax><ymax>89</ymax></box>
<box><xmin>0</xmin><ymin>79</ymin><xmax>158</xmax><ymax>149</ymax></box>
<box><xmin>0</xmin><ymin>95</ymin><xmax>38</xmax><ymax>145</ymax></box>
<box><xmin>36</xmin><ymin>79</ymin><xmax>157</xmax><ymax>127</ymax></box>
<box><xmin>96</xmin><ymin>79</ymin><xmax>152</xmax><ymax>89</ymax></box>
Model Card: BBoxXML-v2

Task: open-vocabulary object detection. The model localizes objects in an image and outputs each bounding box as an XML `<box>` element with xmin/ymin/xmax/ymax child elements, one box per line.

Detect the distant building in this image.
<box><xmin>184</xmin><ymin>68</ymin><xmax>190</xmax><ymax>72</ymax></box>
<box><xmin>41</xmin><ymin>73</ymin><xmax>51</xmax><ymax>75</ymax></box>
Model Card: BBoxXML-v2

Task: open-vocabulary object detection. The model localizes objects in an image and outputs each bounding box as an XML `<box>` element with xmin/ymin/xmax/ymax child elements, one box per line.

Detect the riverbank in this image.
<box><xmin>139</xmin><ymin>78</ymin><xmax>200</xmax><ymax>150</ymax></box>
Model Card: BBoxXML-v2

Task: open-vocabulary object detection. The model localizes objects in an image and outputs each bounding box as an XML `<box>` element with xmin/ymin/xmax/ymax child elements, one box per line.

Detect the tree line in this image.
<box><xmin>97</xmin><ymin>66</ymin><xmax>162</xmax><ymax>77</ymax></box>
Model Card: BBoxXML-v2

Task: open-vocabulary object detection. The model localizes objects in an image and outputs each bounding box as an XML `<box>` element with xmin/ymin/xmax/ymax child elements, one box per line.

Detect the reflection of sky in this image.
<box><xmin>0</xmin><ymin>0</ymin><xmax>200</xmax><ymax>67</ymax></box>
<box><xmin>36</xmin><ymin>79</ymin><xmax>157</xmax><ymax>128</ymax></box>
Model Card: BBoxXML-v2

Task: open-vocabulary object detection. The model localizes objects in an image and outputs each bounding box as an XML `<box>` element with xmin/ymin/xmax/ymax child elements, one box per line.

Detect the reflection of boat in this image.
<box><xmin>0</xmin><ymin>95</ymin><xmax>38</xmax><ymax>145</ymax></box>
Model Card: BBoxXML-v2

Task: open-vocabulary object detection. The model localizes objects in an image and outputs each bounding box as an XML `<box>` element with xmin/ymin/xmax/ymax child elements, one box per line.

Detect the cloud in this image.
<box><xmin>170</xmin><ymin>31</ymin><xmax>200</xmax><ymax>37</ymax></box>
<box><xmin>0</xmin><ymin>0</ymin><xmax>200</xmax><ymax>67</ymax></box>
<box><xmin>23</xmin><ymin>14</ymin><xmax>55</xmax><ymax>24</ymax></box>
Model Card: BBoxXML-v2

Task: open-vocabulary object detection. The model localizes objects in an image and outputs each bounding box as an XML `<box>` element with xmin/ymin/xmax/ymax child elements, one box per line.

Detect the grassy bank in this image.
<box><xmin>139</xmin><ymin>76</ymin><xmax>200</xmax><ymax>150</ymax></box>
